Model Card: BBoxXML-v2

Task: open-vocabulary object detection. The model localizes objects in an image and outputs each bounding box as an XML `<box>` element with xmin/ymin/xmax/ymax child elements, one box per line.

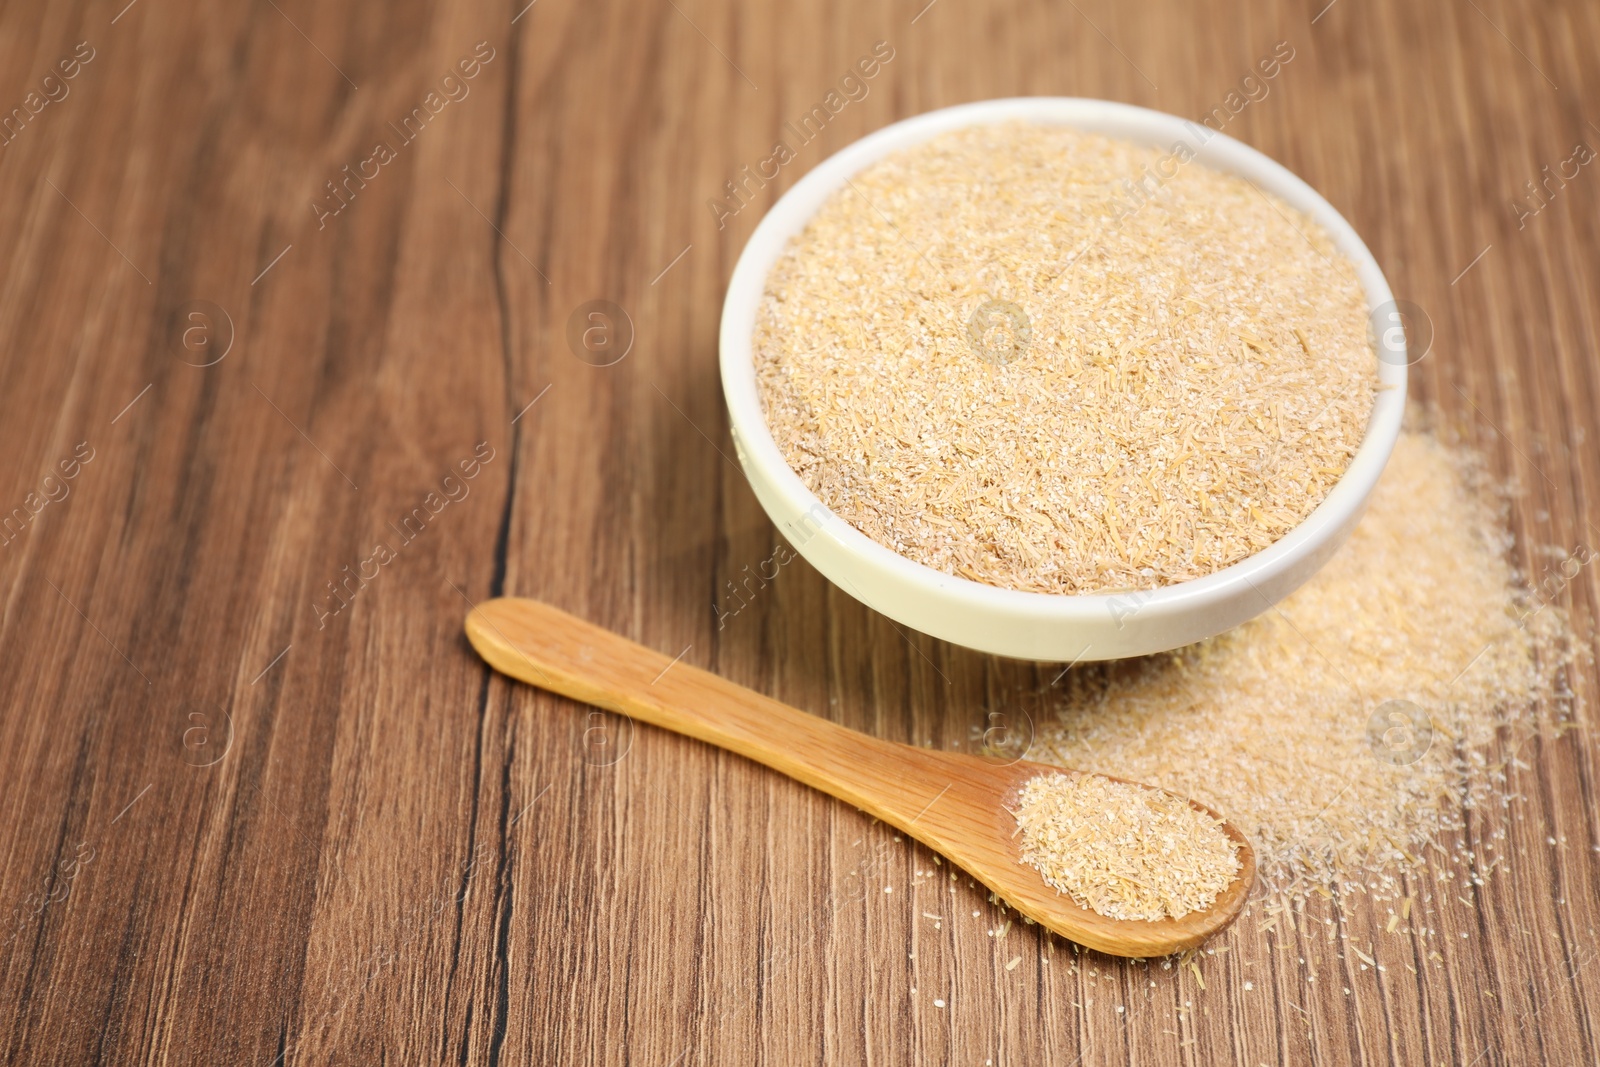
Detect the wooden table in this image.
<box><xmin>2</xmin><ymin>0</ymin><xmax>1596</xmax><ymax>1063</ymax></box>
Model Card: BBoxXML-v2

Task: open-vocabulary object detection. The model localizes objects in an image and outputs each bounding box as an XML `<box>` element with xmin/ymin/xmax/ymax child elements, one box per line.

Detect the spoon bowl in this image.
<box><xmin>466</xmin><ymin>596</ymin><xmax>1256</xmax><ymax>957</ymax></box>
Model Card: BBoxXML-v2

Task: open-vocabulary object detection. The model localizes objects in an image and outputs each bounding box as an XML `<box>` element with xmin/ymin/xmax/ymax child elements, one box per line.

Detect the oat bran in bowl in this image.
<box><xmin>718</xmin><ymin>98</ymin><xmax>1407</xmax><ymax>661</ymax></box>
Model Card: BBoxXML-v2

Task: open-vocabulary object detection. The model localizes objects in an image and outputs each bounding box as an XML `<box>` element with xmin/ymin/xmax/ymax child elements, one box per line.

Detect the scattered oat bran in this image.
<box><xmin>1015</xmin><ymin>772</ymin><xmax>1242</xmax><ymax>922</ymax></box>
<box><xmin>1031</xmin><ymin>428</ymin><xmax>1585</xmax><ymax>898</ymax></box>
<box><xmin>754</xmin><ymin>122</ymin><xmax>1377</xmax><ymax>594</ymax></box>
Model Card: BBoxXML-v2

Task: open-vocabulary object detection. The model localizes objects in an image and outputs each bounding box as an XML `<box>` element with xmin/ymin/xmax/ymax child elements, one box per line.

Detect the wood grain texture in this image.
<box><xmin>0</xmin><ymin>0</ymin><xmax>1596</xmax><ymax>1063</ymax></box>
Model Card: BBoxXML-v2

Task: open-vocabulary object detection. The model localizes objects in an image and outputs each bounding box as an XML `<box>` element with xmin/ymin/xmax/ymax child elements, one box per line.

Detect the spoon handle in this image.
<box><xmin>465</xmin><ymin>596</ymin><xmax>968</xmax><ymax>825</ymax></box>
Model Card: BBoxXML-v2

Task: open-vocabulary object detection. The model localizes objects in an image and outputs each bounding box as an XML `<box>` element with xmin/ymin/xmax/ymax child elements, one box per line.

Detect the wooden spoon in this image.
<box><xmin>465</xmin><ymin>597</ymin><xmax>1256</xmax><ymax>957</ymax></box>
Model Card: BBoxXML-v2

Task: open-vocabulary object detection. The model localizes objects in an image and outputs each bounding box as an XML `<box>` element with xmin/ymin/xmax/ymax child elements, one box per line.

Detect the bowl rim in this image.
<box><xmin>718</xmin><ymin>96</ymin><xmax>1407</xmax><ymax>634</ymax></box>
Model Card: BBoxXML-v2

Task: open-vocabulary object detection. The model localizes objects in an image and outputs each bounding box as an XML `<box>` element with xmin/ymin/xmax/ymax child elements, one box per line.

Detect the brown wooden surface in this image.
<box><xmin>0</xmin><ymin>0</ymin><xmax>1596</xmax><ymax>1063</ymax></box>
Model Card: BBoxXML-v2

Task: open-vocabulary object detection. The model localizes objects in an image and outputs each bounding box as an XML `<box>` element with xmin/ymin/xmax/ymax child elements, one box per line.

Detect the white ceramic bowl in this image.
<box><xmin>719</xmin><ymin>97</ymin><xmax>1407</xmax><ymax>662</ymax></box>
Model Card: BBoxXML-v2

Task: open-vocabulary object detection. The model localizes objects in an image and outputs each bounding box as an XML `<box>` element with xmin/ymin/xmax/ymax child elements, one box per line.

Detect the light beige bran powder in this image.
<box><xmin>1015</xmin><ymin>771</ymin><xmax>1242</xmax><ymax>922</ymax></box>
<box><xmin>1029</xmin><ymin>428</ymin><xmax>1584</xmax><ymax>899</ymax></box>
<box><xmin>755</xmin><ymin>122</ymin><xmax>1379</xmax><ymax>595</ymax></box>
